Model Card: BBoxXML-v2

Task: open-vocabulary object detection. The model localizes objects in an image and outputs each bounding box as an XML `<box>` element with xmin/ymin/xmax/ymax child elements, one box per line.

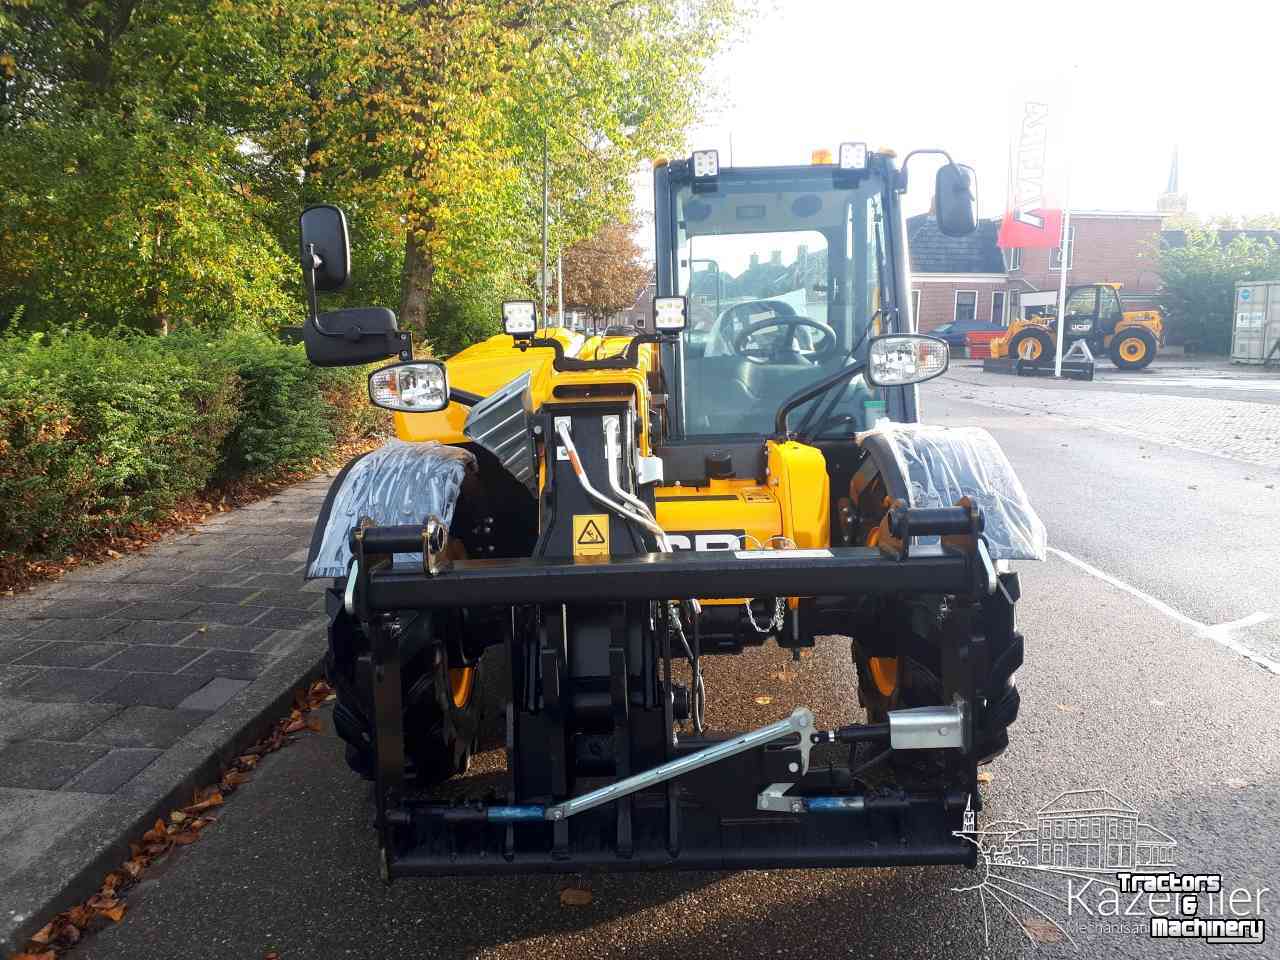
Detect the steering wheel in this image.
<box><xmin>728</xmin><ymin>301</ymin><xmax>838</xmax><ymax>364</ymax></box>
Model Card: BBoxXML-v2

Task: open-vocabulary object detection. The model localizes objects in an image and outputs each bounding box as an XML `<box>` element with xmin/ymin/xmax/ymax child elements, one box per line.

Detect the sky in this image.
<box><xmin>638</xmin><ymin>0</ymin><xmax>1280</xmax><ymax>228</ymax></box>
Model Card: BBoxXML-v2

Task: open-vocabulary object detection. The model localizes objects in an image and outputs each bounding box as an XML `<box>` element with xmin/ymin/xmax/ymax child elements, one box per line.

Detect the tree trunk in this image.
<box><xmin>399</xmin><ymin>228</ymin><xmax>433</xmax><ymax>335</ymax></box>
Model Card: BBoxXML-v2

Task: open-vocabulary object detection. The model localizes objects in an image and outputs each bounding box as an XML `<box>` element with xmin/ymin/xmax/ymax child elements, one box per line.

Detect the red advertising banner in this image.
<box><xmin>997</xmin><ymin>100</ymin><xmax>1064</xmax><ymax>250</ymax></box>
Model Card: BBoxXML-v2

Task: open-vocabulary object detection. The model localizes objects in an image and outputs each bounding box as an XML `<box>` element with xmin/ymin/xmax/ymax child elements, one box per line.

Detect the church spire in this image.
<box><xmin>1158</xmin><ymin>147</ymin><xmax>1187</xmax><ymax>214</ymax></box>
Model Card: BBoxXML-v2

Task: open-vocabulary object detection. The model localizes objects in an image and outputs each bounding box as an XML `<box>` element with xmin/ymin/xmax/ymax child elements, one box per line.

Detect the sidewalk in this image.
<box><xmin>0</xmin><ymin>472</ymin><xmax>336</xmax><ymax>951</ymax></box>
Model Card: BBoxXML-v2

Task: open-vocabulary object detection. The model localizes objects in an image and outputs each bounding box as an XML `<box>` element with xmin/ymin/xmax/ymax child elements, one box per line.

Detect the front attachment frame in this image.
<box><xmin>344</xmin><ymin>502</ymin><xmax>998</xmax><ymax>878</ymax></box>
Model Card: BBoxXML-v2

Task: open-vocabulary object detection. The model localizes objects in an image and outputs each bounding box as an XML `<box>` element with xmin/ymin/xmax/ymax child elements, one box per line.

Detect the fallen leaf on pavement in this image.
<box><xmin>1022</xmin><ymin>917</ymin><xmax>1066</xmax><ymax>943</ymax></box>
<box><xmin>15</xmin><ymin>673</ymin><xmax>340</xmax><ymax>960</ymax></box>
<box><xmin>559</xmin><ymin>887</ymin><xmax>593</xmax><ymax>907</ymax></box>
<box><xmin>185</xmin><ymin>791</ymin><xmax>224</xmax><ymax>813</ymax></box>
<box><xmin>976</xmin><ymin>771</ymin><xmax>993</xmax><ymax>784</ymax></box>
<box><xmin>754</xmin><ymin>695</ymin><xmax>773</xmax><ymax>705</ymax></box>
<box><xmin>121</xmin><ymin>858</ymin><xmax>146</xmax><ymax>878</ymax></box>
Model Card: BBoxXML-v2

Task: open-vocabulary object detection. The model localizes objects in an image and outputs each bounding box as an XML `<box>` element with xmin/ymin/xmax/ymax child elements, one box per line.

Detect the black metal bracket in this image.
<box><xmin>516</xmin><ymin>333</ymin><xmax>677</xmax><ymax>371</ymax></box>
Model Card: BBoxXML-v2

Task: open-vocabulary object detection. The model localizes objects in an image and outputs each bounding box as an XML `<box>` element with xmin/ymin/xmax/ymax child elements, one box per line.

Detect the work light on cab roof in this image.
<box><xmin>838</xmin><ymin>142</ymin><xmax>868</xmax><ymax>170</ymax></box>
<box><xmin>691</xmin><ymin>149</ymin><xmax>718</xmax><ymax>179</ymax></box>
<box><xmin>653</xmin><ymin>296</ymin><xmax>687</xmax><ymax>333</ymax></box>
<box><xmin>501</xmin><ymin>300</ymin><xmax>537</xmax><ymax>339</ymax></box>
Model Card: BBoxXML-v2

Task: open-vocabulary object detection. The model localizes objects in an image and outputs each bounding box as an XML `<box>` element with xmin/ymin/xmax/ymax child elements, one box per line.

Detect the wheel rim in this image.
<box><xmin>867</xmin><ymin>656</ymin><xmax>898</xmax><ymax>697</ymax></box>
<box><xmin>449</xmin><ymin>666</ymin><xmax>475</xmax><ymax>708</ymax></box>
<box><xmin>1119</xmin><ymin>337</ymin><xmax>1146</xmax><ymax>362</ymax></box>
<box><xmin>1018</xmin><ymin>338</ymin><xmax>1042</xmax><ymax>360</ymax></box>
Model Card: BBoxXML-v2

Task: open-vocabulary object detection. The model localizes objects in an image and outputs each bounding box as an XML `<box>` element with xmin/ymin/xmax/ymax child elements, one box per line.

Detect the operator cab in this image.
<box><xmin>658</xmin><ymin>151</ymin><xmax>897</xmax><ymax>440</ymax></box>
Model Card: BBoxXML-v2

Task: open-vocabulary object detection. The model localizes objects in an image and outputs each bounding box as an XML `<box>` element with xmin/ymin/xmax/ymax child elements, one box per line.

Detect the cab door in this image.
<box><xmin>1062</xmin><ymin>285</ymin><xmax>1099</xmax><ymax>340</ymax></box>
<box><xmin>1096</xmin><ymin>285</ymin><xmax>1124</xmax><ymax>337</ymax></box>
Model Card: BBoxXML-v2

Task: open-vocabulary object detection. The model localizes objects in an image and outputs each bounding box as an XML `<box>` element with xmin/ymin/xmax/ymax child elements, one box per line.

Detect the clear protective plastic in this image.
<box><xmin>862</xmin><ymin>423</ymin><xmax>1046</xmax><ymax>561</ymax></box>
<box><xmin>306</xmin><ymin>440</ymin><xmax>476</xmax><ymax>579</ymax></box>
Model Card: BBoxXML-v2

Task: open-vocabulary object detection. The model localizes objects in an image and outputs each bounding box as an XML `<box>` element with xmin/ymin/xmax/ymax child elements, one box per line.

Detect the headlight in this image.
<box><xmin>653</xmin><ymin>296</ymin><xmax>688</xmax><ymax>333</ymax></box>
<box><xmin>501</xmin><ymin>300</ymin><xmax>537</xmax><ymax>338</ymax></box>
<box><xmin>368</xmin><ymin>361</ymin><xmax>449</xmax><ymax>412</ymax></box>
<box><xmin>866</xmin><ymin>335</ymin><xmax>949</xmax><ymax>387</ymax></box>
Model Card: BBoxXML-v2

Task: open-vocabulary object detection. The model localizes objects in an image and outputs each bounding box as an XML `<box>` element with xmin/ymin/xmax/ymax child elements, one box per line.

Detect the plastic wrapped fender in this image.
<box><xmin>306</xmin><ymin>440</ymin><xmax>476</xmax><ymax>579</ymax></box>
<box><xmin>859</xmin><ymin>424</ymin><xmax>1046</xmax><ymax>561</ymax></box>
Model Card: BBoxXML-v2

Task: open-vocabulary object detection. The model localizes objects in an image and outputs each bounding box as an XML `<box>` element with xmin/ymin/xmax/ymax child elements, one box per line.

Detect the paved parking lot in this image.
<box><xmin>942</xmin><ymin>362</ymin><xmax>1280</xmax><ymax>467</ymax></box>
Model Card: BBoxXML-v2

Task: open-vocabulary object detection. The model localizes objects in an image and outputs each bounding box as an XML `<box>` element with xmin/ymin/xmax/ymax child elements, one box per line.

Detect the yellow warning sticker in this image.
<box><xmin>572</xmin><ymin>514</ymin><xmax>610</xmax><ymax>561</ymax></box>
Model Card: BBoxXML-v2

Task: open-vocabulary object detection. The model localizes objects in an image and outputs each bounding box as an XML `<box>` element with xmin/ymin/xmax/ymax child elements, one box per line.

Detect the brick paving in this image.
<box><xmin>0</xmin><ymin>473</ymin><xmax>335</xmax><ymax>911</ymax></box>
<box><xmin>938</xmin><ymin>369</ymin><xmax>1280</xmax><ymax>468</ymax></box>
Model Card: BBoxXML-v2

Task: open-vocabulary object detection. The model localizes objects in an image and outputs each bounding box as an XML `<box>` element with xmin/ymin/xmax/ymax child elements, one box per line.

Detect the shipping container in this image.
<box><xmin>1231</xmin><ymin>282</ymin><xmax>1280</xmax><ymax>364</ymax></box>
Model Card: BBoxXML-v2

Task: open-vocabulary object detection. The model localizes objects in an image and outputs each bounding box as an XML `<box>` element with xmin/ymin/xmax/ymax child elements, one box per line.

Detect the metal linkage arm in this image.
<box><xmin>543</xmin><ymin>707</ymin><xmax>815</xmax><ymax>822</ymax></box>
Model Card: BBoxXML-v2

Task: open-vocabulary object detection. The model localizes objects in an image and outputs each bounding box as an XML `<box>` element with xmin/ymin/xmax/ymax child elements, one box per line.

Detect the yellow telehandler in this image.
<box><xmin>292</xmin><ymin>145</ymin><xmax>1044</xmax><ymax>880</ymax></box>
<box><xmin>989</xmin><ymin>282</ymin><xmax>1163</xmax><ymax>370</ymax></box>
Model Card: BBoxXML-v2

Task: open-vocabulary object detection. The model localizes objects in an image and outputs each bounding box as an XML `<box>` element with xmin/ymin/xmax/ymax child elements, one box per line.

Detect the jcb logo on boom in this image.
<box><xmin>667</xmin><ymin>530</ymin><xmax>745</xmax><ymax>552</ymax></box>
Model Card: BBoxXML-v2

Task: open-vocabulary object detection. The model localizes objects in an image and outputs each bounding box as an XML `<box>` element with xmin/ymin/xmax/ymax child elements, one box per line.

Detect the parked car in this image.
<box><xmin>930</xmin><ymin>318</ymin><xmax>1006</xmax><ymax>351</ymax></box>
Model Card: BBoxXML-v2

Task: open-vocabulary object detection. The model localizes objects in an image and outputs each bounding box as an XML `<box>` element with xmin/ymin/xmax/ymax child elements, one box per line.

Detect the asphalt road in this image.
<box><xmin>86</xmin><ymin>370</ymin><xmax>1280</xmax><ymax>960</ymax></box>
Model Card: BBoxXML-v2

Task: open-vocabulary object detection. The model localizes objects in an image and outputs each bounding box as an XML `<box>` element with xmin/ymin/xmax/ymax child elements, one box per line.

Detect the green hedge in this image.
<box><xmin>0</xmin><ymin>327</ymin><xmax>379</xmax><ymax>563</ymax></box>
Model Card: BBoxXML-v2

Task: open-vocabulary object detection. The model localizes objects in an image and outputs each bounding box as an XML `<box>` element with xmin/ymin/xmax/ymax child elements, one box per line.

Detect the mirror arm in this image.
<box><xmin>895</xmin><ymin>148</ymin><xmax>956</xmax><ymax>193</ymax></box>
<box><xmin>302</xmin><ymin>243</ymin><xmax>323</xmax><ymax>328</ymax></box>
<box><xmin>302</xmin><ymin>241</ymin><xmax>410</xmax><ymax>361</ymax></box>
<box><xmin>773</xmin><ymin>357</ymin><xmax>867</xmax><ymax>439</ymax></box>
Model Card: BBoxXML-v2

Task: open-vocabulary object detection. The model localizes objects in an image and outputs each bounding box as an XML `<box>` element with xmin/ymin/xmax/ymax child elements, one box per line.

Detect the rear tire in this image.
<box><xmin>1110</xmin><ymin>329</ymin><xmax>1156</xmax><ymax>369</ymax></box>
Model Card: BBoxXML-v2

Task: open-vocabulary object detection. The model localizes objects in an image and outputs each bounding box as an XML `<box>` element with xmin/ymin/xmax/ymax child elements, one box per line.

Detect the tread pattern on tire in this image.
<box><xmin>327</xmin><ymin>605</ymin><xmax>482</xmax><ymax>787</ymax></box>
<box><xmin>853</xmin><ymin>588</ymin><xmax>1023</xmax><ymax>764</ymax></box>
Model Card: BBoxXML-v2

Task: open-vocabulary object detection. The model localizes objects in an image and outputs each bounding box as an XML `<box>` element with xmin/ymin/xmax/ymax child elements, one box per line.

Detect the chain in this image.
<box><xmin>744</xmin><ymin>595</ymin><xmax>786</xmax><ymax>634</ymax></box>
<box><xmin>741</xmin><ymin>534</ymin><xmax>794</xmax><ymax>635</ymax></box>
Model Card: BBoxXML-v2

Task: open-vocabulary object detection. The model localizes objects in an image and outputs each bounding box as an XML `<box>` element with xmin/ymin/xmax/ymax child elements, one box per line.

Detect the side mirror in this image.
<box><xmin>299</xmin><ymin>205</ymin><xmax>351</xmax><ymax>292</ymax></box>
<box><xmin>304</xmin><ymin>307</ymin><xmax>405</xmax><ymax>367</ymax></box>
<box><xmin>935</xmin><ymin>164</ymin><xmax>977</xmax><ymax>237</ymax></box>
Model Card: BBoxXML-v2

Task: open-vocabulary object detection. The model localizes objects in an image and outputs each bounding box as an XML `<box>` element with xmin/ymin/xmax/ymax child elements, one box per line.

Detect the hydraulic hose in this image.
<box><xmin>554</xmin><ymin>419</ymin><xmax>670</xmax><ymax>551</ymax></box>
<box><xmin>602</xmin><ymin>416</ymin><xmax>671</xmax><ymax>551</ymax></box>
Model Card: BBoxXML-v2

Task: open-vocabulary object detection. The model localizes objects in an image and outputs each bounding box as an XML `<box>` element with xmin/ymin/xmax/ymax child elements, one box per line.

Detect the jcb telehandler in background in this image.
<box><xmin>297</xmin><ymin>144</ymin><xmax>1045</xmax><ymax>880</ymax></box>
<box><xmin>989</xmin><ymin>282</ymin><xmax>1164</xmax><ymax>370</ymax></box>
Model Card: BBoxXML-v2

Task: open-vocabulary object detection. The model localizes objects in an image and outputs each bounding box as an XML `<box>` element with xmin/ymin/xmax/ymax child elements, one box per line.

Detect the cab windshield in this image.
<box><xmin>672</xmin><ymin>170</ymin><xmax>889</xmax><ymax>438</ymax></box>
